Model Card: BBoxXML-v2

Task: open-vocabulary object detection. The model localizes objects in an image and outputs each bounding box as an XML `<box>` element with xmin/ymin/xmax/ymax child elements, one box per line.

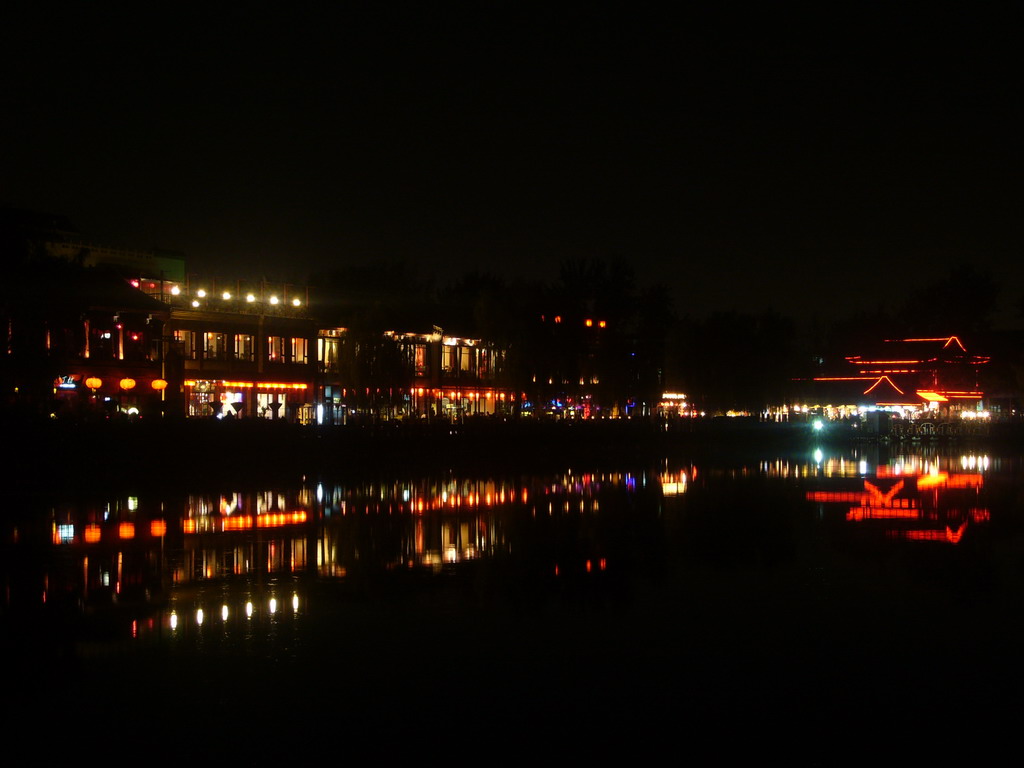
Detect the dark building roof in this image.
<box><xmin>35</xmin><ymin>262</ymin><xmax>169</xmax><ymax>316</ymax></box>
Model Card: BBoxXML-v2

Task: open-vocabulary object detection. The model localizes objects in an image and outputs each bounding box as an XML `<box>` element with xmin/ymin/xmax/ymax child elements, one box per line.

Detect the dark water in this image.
<box><xmin>4</xmin><ymin>443</ymin><xmax>1024</xmax><ymax>762</ymax></box>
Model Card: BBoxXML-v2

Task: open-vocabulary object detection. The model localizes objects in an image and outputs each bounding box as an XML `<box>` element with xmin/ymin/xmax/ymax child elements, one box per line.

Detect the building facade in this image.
<box><xmin>156</xmin><ymin>279</ymin><xmax>317</xmax><ymax>422</ymax></box>
<box><xmin>316</xmin><ymin>328</ymin><xmax>517</xmax><ymax>424</ymax></box>
<box><xmin>802</xmin><ymin>336</ymin><xmax>991</xmax><ymax>427</ymax></box>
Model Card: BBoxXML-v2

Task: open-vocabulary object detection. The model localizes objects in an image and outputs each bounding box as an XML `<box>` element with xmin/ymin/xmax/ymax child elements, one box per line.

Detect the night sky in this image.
<box><xmin>2</xmin><ymin>5</ymin><xmax>1020</xmax><ymax>323</ymax></box>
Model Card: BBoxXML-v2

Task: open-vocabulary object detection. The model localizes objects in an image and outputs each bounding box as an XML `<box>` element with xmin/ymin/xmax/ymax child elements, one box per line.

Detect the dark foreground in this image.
<box><xmin>9</xmin><ymin>524</ymin><xmax>1023</xmax><ymax>764</ymax></box>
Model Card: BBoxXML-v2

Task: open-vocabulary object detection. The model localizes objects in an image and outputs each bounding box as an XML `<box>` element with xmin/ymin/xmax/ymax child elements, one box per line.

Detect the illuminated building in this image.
<box><xmin>6</xmin><ymin>255</ymin><xmax>516</xmax><ymax>424</ymax></box>
<box><xmin>316</xmin><ymin>327</ymin><xmax>516</xmax><ymax>423</ymax></box>
<box><xmin>1</xmin><ymin>209</ymin><xmax>177</xmax><ymax>419</ymax></box>
<box><xmin>798</xmin><ymin>336</ymin><xmax>991</xmax><ymax>432</ymax></box>
<box><xmin>655</xmin><ymin>392</ymin><xmax>698</xmax><ymax>418</ymax></box>
<box><xmin>7</xmin><ymin>262</ymin><xmax>173</xmax><ymax>419</ymax></box>
<box><xmin>2</xmin><ymin>207</ymin><xmax>524</xmax><ymax>423</ymax></box>
<box><xmin>158</xmin><ymin>278</ymin><xmax>317</xmax><ymax>421</ymax></box>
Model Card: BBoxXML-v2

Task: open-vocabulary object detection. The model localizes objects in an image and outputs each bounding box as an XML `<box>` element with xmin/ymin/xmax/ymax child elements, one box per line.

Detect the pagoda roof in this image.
<box><xmin>845</xmin><ymin>335</ymin><xmax>989</xmax><ymax>371</ymax></box>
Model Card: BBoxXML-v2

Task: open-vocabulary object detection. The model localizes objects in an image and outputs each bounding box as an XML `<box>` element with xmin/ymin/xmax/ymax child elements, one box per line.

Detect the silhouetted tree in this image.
<box><xmin>526</xmin><ymin>255</ymin><xmax>670</xmax><ymax>414</ymax></box>
<box><xmin>676</xmin><ymin>309</ymin><xmax>799</xmax><ymax>415</ymax></box>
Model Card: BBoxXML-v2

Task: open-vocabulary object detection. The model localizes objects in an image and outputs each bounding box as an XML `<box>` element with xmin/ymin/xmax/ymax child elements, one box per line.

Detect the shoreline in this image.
<box><xmin>6</xmin><ymin>416</ymin><xmax>1022</xmax><ymax>494</ymax></box>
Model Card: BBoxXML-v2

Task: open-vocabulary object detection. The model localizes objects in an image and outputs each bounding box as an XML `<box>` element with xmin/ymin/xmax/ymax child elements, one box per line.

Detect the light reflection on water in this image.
<box><xmin>4</xmin><ymin>446</ymin><xmax>1024</xmax><ymax>760</ymax></box>
<box><xmin>5</xmin><ymin>469</ymin><xmax>664</xmax><ymax>649</ymax></box>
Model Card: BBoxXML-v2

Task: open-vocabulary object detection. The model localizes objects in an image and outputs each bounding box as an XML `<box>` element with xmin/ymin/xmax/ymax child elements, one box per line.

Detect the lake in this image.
<box><xmin>4</xmin><ymin>437</ymin><xmax>1024</xmax><ymax>763</ymax></box>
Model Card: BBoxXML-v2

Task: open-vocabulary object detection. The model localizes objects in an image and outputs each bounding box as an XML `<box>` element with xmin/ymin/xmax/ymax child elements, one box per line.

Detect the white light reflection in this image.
<box><xmin>222</xmin><ymin>604</ymin><xmax>229</xmax><ymax>621</ymax></box>
<box><xmin>961</xmin><ymin>454</ymin><xmax>990</xmax><ymax>471</ymax></box>
<box><xmin>196</xmin><ymin>608</ymin><xmax>204</xmax><ymax>626</ymax></box>
<box><xmin>246</xmin><ymin>601</ymin><xmax>253</xmax><ymax>618</ymax></box>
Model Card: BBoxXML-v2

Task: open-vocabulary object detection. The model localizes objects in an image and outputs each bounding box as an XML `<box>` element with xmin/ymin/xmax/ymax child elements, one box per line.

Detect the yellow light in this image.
<box><xmin>118</xmin><ymin>522</ymin><xmax>135</xmax><ymax>539</ymax></box>
<box><xmin>85</xmin><ymin>377</ymin><xmax>102</xmax><ymax>391</ymax></box>
<box><xmin>254</xmin><ymin>382</ymin><xmax>307</xmax><ymax>390</ymax></box>
<box><xmin>150</xmin><ymin>520</ymin><xmax>167</xmax><ymax>537</ymax></box>
<box><xmin>222</xmin><ymin>291</ymin><xmax>232</xmax><ymax>300</ymax></box>
<box><xmin>191</xmin><ymin>299</ymin><xmax>200</xmax><ymax>307</ymax></box>
<box><xmin>151</xmin><ymin>378</ymin><xmax>168</xmax><ymax>391</ymax></box>
<box><xmin>196</xmin><ymin>289</ymin><xmax>207</xmax><ymax>298</ymax></box>
<box><xmin>119</xmin><ymin>378</ymin><xmax>136</xmax><ymax>391</ymax></box>
<box><xmin>256</xmin><ymin>511</ymin><xmax>308</xmax><ymax>527</ymax></box>
<box><xmin>246</xmin><ymin>293</ymin><xmax>256</xmax><ymax>303</ymax></box>
<box><xmin>269</xmin><ymin>296</ymin><xmax>279</xmax><ymax>305</ymax></box>
<box><xmin>170</xmin><ymin>285</ymin><xmax>181</xmax><ymax>296</ymax></box>
<box><xmin>84</xmin><ymin>524</ymin><xmax>101</xmax><ymax>544</ymax></box>
<box><xmin>292</xmin><ymin>298</ymin><xmax>301</xmax><ymax>307</ymax></box>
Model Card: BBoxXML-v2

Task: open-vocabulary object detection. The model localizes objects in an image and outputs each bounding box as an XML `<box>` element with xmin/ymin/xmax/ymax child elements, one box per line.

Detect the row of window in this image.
<box><xmin>319</xmin><ymin>339</ymin><xmax>507</xmax><ymax>378</ymax></box>
<box><xmin>80</xmin><ymin>326</ymin><xmax>155</xmax><ymax>361</ymax></box>
<box><xmin>56</xmin><ymin>324</ymin><xmax>504</xmax><ymax>377</ymax></box>
<box><xmin>440</xmin><ymin>344</ymin><xmax>497</xmax><ymax>375</ymax></box>
<box><xmin>174</xmin><ymin>330</ymin><xmax>309</xmax><ymax>364</ymax></box>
